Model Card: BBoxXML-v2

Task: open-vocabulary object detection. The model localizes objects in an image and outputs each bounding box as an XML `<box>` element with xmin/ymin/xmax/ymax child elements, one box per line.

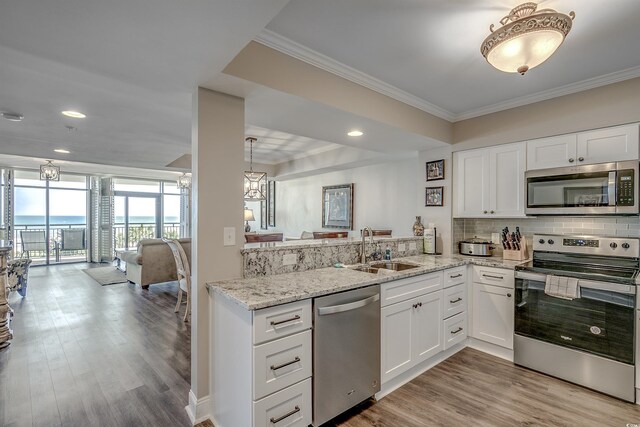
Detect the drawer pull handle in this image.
<box><xmin>451</xmin><ymin>327</ymin><xmax>464</xmax><ymax>335</ymax></box>
<box><xmin>270</xmin><ymin>315</ymin><xmax>301</xmax><ymax>326</ymax></box>
<box><xmin>270</xmin><ymin>405</ymin><xmax>300</xmax><ymax>424</ymax></box>
<box><xmin>271</xmin><ymin>356</ymin><xmax>300</xmax><ymax>371</ymax></box>
<box><xmin>412</xmin><ymin>302</ymin><xmax>423</xmax><ymax>309</ymax></box>
<box><xmin>449</xmin><ymin>297</ymin><xmax>462</xmax><ymax>304</ymax></box>
<box><xmin>449</xmin><ymin>273</ymin><xmax>463</xmax><ymax>278</ymax></box>
<box><xmin>482</xmin><ymin>274</ymin><xmax>504</xmax><ymax>280</ymax></box>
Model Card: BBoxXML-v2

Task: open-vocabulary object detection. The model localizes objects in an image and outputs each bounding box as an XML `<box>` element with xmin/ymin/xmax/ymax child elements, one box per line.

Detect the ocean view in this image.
<box><xmin>15</xmin><ymin>215</ymin><xmax>180</xmax><ymax>225</ymax></box>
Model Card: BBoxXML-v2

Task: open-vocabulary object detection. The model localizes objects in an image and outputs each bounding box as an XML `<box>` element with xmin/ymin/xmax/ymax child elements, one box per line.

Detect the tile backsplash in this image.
<box><xmin>453</xmin><ymin>216</ymin><xmax>640</xmax><ymax>255</ymax></box>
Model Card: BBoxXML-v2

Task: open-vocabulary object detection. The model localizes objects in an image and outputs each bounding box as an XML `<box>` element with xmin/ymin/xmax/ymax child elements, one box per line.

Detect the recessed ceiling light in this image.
<box><xmin>54</xmin><ymin>149</ymin><xmax>70</xmax><ymax>154</ymax></box>
<box><xmin>61</xmin><ymin>110</ymin><xmax>86</xmax><ymax>119</ymax></box>
<box><xmin>1</xmin><ymin>112</ymin><xmax>24</xmax><ymax>122</ymax></box>
<box><xmin>347</xmin><ymin>130</ymin><xmax>364</xmax><ymax>137</ymax></box>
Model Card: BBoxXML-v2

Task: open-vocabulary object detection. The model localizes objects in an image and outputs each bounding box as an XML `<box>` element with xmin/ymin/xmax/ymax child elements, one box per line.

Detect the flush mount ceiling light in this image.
<box><xmin>61</xmin><ymin>110</ymin><xmax>86</xmax><ymax>118</ymax></box>
<box><xmin>1</xmin><ymin>112</ymin><xmax>24</xmax><ymax>122</ymax></box>
<box><xmin>54</xmin><ymin>148</ymin><xmax>70</xmax><ymax>154</ymax></box>
<box><xmin>177</xmin><ymin>172</ymin><xmax>192</xmax><ymax>190</ymax></box>
<box><xmin>347</xmin><ymin>130</ymin><xmax>363</xmax><ymax>137</ymax></box>
<box><xmin>40</xmin><ymin>160</ymin><xmax>60</xmax><ymax>181</ymax></box>
<box><xmin>481</xmin><ymin>2</ymin><xmax>575</xmax><ymax>75</ymax></box>
<box><xmin>244</xmin><ymin>137</ymin><xmax>267</xmax><ymax>201</ymax></box>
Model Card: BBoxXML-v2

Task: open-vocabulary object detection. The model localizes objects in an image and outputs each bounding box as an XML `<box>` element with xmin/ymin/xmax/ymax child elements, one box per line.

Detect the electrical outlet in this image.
<box><xmin>223</xmin><ymin>227</ymin><xmax>235</xmax><ymax>246</ymax></box>
<box><xmin>491</xmin><ymin>233</ymin><xmax>501</xmax><ymax>244</ymax></box>
<box><xmin>283</xmin><ymin>253</ymin><xmax>297</xmax><ymax>266</ymax></box>
<box><xmin>398</xmin><ymin>243</ymin><xmax>406</xmax><ymax>252</ymax></box>
<box><xmin>409</xmin><ymin>242</ymin><xmax>417</xmax><ymax>251</ymax></box>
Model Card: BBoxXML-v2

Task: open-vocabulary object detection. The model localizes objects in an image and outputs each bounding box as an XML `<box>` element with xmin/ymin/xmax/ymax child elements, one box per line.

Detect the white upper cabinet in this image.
<box><xmin>454</xmin><ymin>141</ymin><xmax>526</xmax><ymax>218</ymax></box>
<box><xmin>527</xmin><ymin>124</ymin><xmax>639</xmax><ymax>170</ymax></box>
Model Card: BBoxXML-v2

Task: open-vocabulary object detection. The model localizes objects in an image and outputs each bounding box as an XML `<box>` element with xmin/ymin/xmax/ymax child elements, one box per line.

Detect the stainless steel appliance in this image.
<box><xmin>514</xmin><ymin>234</ymin><xmax>639</xmax><ymax>401</ymax></box>
<box><xmin>458</xmin><ymin>238</ymin><xmax>495</xmax><ymax>257</ymax></box>
<box><xmin>525</xmin><ymin>160</ymin><xmax>638</xmax><ymax>215</ymax></box>
<box><xmin>313</xmin><ymin>285</ymin><xmax>380</xmax><ymax>426</ymax></box>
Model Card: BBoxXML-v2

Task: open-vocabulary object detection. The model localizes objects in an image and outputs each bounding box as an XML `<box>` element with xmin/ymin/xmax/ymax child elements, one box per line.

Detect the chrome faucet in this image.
<box><xmin>361</xmin><ymin>227</ymin><xmax>373</xmax><ymax>264</ymax></box>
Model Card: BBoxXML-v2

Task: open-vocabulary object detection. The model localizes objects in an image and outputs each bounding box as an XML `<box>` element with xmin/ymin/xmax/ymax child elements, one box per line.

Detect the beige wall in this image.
<box><xmin>191</xmin><ymin>88</ymin><xmax>245</xmax><ymax>405</ymax></box>
<box><xmin>453</xmin><ymin>77</ymin><xmax>640</xmax><ymax>150</ymax></box>
<box><xmin>224</xmin><ymin>41</ymin><xmax>453</xmax><ymax>144</ymax></box>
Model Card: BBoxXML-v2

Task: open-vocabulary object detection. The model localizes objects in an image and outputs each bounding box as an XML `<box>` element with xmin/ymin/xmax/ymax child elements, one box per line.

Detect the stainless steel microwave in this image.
<box><xmin>525</xmin><ymin>160</ymin><xmax>639</xmax><ymax>215</ymax></box>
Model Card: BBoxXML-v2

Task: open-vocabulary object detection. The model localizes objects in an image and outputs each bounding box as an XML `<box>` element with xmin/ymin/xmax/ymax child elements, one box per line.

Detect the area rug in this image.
<box><xmin>83</xmin><ymin>266</ymin><xmax>129</xmax><ymax>286</ymax></box>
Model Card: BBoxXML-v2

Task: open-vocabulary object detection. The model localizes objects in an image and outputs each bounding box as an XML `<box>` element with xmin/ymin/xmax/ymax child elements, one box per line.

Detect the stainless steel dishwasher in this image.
<box><xmin>313</xmin><ymin>285</ymin><xmax>380</xmax><ymax>426</ymax></box>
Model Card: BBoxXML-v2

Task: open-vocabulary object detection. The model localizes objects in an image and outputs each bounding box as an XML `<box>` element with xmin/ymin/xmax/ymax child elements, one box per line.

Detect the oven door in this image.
<box><xmin>515</xmin><ymin>271</ymin><xmax>635</xmax><ymax>364</ymax></box>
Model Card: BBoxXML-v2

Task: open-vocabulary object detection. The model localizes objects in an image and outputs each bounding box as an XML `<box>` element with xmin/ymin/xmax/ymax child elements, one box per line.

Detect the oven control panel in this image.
<box><xmin>533</xmin><ymin>234</ymin><xmax>640</xmax><ymax>258</ymax></box>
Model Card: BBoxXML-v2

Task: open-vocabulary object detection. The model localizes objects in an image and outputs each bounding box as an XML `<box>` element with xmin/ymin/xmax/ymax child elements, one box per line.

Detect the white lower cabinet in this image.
<box><xmin>253</xmin><ymin>378</ymin><xmax>312</xmax><ymax>427</ymax></box>
<box><xmin>472</xmin><ymin>281</ymin><xmax>514</xmax><ymax>349</ymax></box>
<box><xmin>443</xmin><ymin>312</ymin><xmax>467</xmax><ymax>350</ymax></box>
<box><xmin>381</xmin><ymin>272</ymin><xmax>444</xmax><ymax>384</ymax></box>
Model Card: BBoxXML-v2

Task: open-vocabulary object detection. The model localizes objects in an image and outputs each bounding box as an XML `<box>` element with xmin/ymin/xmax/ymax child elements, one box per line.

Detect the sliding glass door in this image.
<box><xmin>113</xmin><ymin>194</ymin><xmax>160</xmax><ymax>251</ymax></box>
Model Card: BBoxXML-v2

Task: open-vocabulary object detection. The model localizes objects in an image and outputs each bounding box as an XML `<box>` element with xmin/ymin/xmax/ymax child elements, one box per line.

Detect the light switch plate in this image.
<box><xmin>282</xmin><ymin>253</ymin><xmax>297</xmax><ymax>266</ymax></box>
<box><xmin>409</xmin><ymin>242</ymin><xmax>417</xmax><ymax>251</ymax></box>
<box><xmin>398</xmin><ymin>243</ymin><xmax>406</xmax><ymax>253</ymax></box>
<box><xmin>223</xmin><ymin>227</ymin><xmax>235</xmax><ymax>246</ymax></box>
<box><xmin>491</xmin><ymin>233</ymin><xmax>501</xmax><ymax>244</ymax></box>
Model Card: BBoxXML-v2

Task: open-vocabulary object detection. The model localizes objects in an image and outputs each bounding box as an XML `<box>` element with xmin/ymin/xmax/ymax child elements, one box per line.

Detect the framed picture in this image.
<box><xmin>426</xmin><ymin>159</ymin><xmax>445</xmax><ymax>181</ymax></box>
<box><xmin>425</xmin><ymin>186</ymin><xmax>444</xmax><ymax>206</ymax></box>
<box><xmin>322</xmin><ymin>183</ymin><xmax>354</xmax><ymax>229</ymax></box>
<box><xmin>268</xmin><ymin>181</ymin><xmax>276</xmax><ymax>227</ymax></box>
<box><xmin>260</xmin><ymin>200</ymin><xmax>267</xmax><ymax>230</ymax></box>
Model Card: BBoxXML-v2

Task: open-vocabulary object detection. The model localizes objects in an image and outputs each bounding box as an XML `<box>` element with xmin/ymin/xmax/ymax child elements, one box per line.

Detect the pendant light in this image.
<box><xmin>481</xmin><ymin>2</ymin><xmax>575</xmax><ymax>75</ymax></box>
<box><xmin>40</xmin><ymin>160</ymin><xmax>60</xmax><ymax>181</ymax></box>
<box><xmin>244</xmin><ymin>137</ymin><xmax>267</xmax><ymax>201</ymax></box>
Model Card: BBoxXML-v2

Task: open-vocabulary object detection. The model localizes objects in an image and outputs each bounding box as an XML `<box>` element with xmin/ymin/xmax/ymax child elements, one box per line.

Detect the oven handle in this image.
<box><xmin>515</xmin><ymin>271</ymin><xmax>636</xmax><ymax>295</ymax></box>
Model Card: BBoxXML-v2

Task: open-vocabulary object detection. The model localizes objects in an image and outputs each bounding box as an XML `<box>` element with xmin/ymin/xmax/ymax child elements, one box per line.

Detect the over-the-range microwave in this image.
<box><xmin>525</xmin><ymin>160</ymin><xmax>639</xmax><ymax>215</ymax></box>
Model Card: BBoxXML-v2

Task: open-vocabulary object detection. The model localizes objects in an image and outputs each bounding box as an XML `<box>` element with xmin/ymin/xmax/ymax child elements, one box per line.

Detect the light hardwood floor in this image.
<box><xmin>0</xmin><ymin>262</ymin><xmax>191</xmax><ymax>427</ymax></box>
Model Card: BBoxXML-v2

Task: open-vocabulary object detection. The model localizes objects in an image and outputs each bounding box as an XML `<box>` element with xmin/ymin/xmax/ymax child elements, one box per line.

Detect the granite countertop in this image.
<box><xmin>207</xmin><ymin>254</ymin><xmax>529</xmax><ymax>311</ymax></box>
<box><xmin>242</xmin><ymin>235</ymin><xmax>421</xmax><ymax>253</ymax></box>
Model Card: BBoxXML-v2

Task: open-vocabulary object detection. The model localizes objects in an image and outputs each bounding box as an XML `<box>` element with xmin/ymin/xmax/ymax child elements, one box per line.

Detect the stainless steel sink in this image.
<box><xmin>351</xmin><ymin>265</ymin><xmax>379</xmax><ymax>274</ymax></box>
<box><xmin>370</xmin><ymin>262</ymin><xmax>419</xmax><ymax>271</ymax></box>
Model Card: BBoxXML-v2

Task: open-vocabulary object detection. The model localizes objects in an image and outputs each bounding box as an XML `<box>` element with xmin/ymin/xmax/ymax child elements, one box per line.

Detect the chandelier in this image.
<box><xmin>480</xmin><ymin>2</ymin><xmax>575</xmax><ymax>75</ymax></box>
<box><xmin>177</xmin><ymin>173</ymin><xmax>192</xmax><ymax>190</ymax></box>
<box><xmin>40</xmin><ymin>160</ymin><xmax>60</xmax><ymax>181</ymax></box>
<box><xmin>244</xmin><ymin>137</ymin><xmax>267</xmax><ymax>201</ymax></box>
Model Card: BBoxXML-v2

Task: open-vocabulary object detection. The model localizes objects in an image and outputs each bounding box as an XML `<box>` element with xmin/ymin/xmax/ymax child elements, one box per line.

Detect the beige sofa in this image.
<box><xmin>119</xmin><ymin>238</ymin><xmax>191</xmax><ymax>289</ymax></box>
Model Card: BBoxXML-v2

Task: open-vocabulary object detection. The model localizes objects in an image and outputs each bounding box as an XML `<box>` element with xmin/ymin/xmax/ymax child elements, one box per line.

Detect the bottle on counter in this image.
<box><xmin>412</xmin><ymin>216</ymin><xmax>425</xmax><ymax>236</ymax></box>
<box><xmin>424</xmin><ymin>223</ymin><xmax>436</xmax><ymax>254</ymax></box>
<box><xmin>384</xmin><ymin>245</ymin><xmax>391</xmax><ymax>260</ymax></box>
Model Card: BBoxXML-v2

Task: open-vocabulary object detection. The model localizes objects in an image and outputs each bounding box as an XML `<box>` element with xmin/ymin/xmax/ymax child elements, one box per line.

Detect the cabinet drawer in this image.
<box><xmin>253</xmin><ymin>299</ymin><xmax>312</xmax><ymax>345</ymax></box>
<box><xmin>443</xmin><ymin>312</ymin><xmax>467</xmax><ymax>350</ymax></box>
<box><xmin>443</xmin><ymin>283</ymin><xmax>466</xmax><ymax>319</ymax></box>
<box><xmin>381</xmin><ymin>272</ymin><xmax>443</xmax><ymax>307</ymax></box>
<box><xmin>253</xmin><ymin>378</ymin><xmax>312</xmax><ymax>427</ymax></box>
<box><xmin>472</xmin><ymin>266</ymin><xmax>514</xmax><ymax>289</ymax></box>
<box><xmin>444</xmin><ymin>266</ymin><xmax>466</xmax><ymax>288</ymax></box>
<box><xmin>253</xmin><ymin>330</ymin><xmax>312</xmax><ymax>400</ymax></box>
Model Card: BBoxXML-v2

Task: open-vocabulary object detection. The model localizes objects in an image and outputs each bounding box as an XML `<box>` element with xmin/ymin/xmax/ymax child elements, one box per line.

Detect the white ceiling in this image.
<box><xmin>1</xmin><ymin>0</ymin><xmax>640</xmax><ymax>172</ymax></box>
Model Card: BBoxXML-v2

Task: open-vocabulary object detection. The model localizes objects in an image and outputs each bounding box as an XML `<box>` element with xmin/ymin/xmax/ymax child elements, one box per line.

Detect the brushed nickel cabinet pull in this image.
<box><xmin>482</xmin><ymin>274</ymin><xmax>504</xmax><ymax>280</ymax></box>
<box><xmin>270</xmin><ymin>405</ymin><xmax>300</xmax><ymax>424</ymax></box>
<box><xmin>451</xmin><ymin>327</ymin><xmax>463</xmax><ymax>335</ymax></box>
<box><xmin>271</xmin><ymin>356</ymin><xmax>300</xmax><ymax>371</ymax></box>
<box><xmin>450</xmin><ymin>274</ymin><xmax>463</xmax><ymax>278</ymax></box>
<box><xmin>270</xmin><ymin>315</ymin><xmax>301</xmax><ymax>326</ymax></box>
<box><xmin>450</xmin><ymin>297</ymin><xmax>463</xmax><ymax>303</ymax></box>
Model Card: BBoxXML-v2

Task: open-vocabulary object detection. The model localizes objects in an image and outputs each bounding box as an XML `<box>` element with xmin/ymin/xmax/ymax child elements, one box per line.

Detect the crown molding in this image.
<box><xmin>254</xmin><ymin>29</ymin><xmax>455</xmax><ymax>122</ymax></box>
<box><xmin>451</xmin><ymin>65</ymin><xmax>640</xmax><ymax>121</ymax></box>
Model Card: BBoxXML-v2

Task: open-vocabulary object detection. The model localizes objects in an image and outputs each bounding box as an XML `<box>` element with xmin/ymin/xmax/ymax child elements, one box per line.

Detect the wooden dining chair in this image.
<box><xmin>162</xmin><ymin>238</ymin><xmax>191</xmax><ymax>322</ymax></box>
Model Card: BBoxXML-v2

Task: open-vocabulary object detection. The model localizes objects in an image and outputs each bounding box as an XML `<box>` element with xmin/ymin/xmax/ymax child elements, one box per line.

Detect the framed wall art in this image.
<box><xmin>268</xmin><ymin>180</ymin><xmax>276</xmax><ymax>227</ymax></box>
<box><xmin>425</xmin><ymin>186</ymin><xmax>444</xmax><ymax>207</ymax></box>
<box><xmin>426</xmin><ymin>159</ymin><xmax>445</xmax><ymax>181</ymax></box>
<box><xmin>322</xmin><ymin>183</ymin><xmax>354</xmax><ymax>229</ymax></box>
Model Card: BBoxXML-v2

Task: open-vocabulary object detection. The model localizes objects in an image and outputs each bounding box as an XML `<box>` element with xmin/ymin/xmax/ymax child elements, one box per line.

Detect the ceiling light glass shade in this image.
<box><xmin>481</xmin><ymin>2</ymin><xmax>575</xmax><ymax>75</ymax></box>
<box><xmin>40</xmin><ymin>160</ymin><xmax>60</xmax><ymax>181</ymax></box>
<box><xmin>61</xmin><ymin>110</ymin><xmax>86</xmax><ymax>118</ymax></box>
<box><xmin>244</xmin><ymin>171</ymin><xmax>267</xmax><ymax>201</ymax></box>
<box><xmin>177</xmin><ymin>173</ymin><xmax>192</xmax><ymax>189</ymax></box>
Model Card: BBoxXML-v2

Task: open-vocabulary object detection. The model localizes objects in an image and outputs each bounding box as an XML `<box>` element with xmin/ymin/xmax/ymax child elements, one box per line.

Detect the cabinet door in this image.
<box><xmin>489</xmin><ymin>142</ymin><xmax>526</xmax><ymax>217</ymax></box>
<box><xmin>472</xmin><ymin>283</ymin><xmax>514</xmax><ymax>349</ymax></box>
<box><xmin>412</xmin><ymin>291</ymin><xmax>443</xmax><ymax>365</ymax></box>
<box><xmin>526</xmin><ymin>134</ymin><xmax>577</xmax><ymax>170</ymax></box>
<box><xmin>381</xmin><ymin>299</ymin><xmax>414</xmax><ymax>383</ymax></box>
<box><xmin>454</xmin><ymin>149</ymin><xmax>490</xmax><ymax>217</ymax></box>
<box><xmin>577</xmin><ymin>124</ymin><xmax>639</xmax><ymax>165</ymax></box>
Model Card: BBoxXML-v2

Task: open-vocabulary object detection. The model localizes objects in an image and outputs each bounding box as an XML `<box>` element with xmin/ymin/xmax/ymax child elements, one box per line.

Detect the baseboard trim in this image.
<box><xmin>186</xmin><ymin>390</ymin><xmax>211</xmax><ymax>426</ymax></box>
<box><xmin>467</xmin><ymin>337</ymin><xmax>513</xmax><ymax>362</ymax></box>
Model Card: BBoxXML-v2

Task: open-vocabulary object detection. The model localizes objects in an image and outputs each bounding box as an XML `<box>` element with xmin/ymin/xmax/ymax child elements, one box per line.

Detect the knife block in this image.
<box><xmin>502</xmin><ymin>238</ymin><xmax>528</xmax><ymax>261</ymax></box>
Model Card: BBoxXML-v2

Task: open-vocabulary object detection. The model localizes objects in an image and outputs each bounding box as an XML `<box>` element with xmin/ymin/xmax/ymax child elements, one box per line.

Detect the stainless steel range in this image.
<box><xmin>514</xmin><ymin>234</ymin><xmax>639</xmax><ymax>402</ymax></box>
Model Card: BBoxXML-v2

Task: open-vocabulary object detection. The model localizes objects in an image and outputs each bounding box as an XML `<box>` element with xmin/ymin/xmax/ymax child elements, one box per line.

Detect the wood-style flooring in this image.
<box><xmin>0</xmin><ymin>262</ymin><xmax>191</xmax><ymax>427</ymax></box>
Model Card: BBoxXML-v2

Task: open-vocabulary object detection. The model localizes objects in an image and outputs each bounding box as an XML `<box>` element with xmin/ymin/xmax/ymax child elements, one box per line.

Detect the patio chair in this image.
<box><xmin>61</xmin><ymin>228</ymin><xmax>86</xmax><ymax>251</ymax></box>
<box><xmin>19</xmin><ymin>230</ymin><xmax>47</xmax><ymax>259</ymax></box>
<box><xmin>162</xmin><ymin>238</ymin><xmax>191</xmax><ymax>322</ymax></box>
